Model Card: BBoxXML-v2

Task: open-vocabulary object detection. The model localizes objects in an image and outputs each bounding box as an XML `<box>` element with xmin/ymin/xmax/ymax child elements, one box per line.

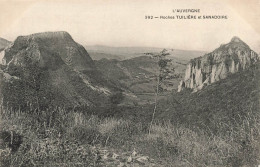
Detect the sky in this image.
<box><xmin>0</xmin><ymin>0</ymin><xmax>260</xmax><ymax>52</ymax></box>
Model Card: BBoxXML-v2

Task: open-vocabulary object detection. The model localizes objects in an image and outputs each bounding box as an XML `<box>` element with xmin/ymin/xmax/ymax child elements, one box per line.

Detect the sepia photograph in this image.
<box><xmin>0</xmin><ymin>0</ymin><xmax>260</xmax><ymax>166</ymax></box>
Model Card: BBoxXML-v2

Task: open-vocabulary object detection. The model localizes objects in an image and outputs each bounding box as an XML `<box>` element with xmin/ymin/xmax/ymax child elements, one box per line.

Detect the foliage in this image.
<box><xmin>1</xmin><ymin>105</ymin><xmax>259</xmax><ymax>166</ymax></box>
<box><xmin>109</xmin><ymin>91</ymin><xmax>124</xmax><ymax>106</ymax></box>
<box><xmin>144</xmin><ymin>49</ymin><xmax>175</xmax><ymax>134</ymax></box>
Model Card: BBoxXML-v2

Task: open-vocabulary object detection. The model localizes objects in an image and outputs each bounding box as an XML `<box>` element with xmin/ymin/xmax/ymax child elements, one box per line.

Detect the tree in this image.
<box><xmin>109</xmin><ymin>91</ymin><xmax>124</xmax><ymax>106</ymax></box>
<box><xmin>145</xmin><ymin>49</ymin><xmax>172</xmax><ymax>134</ymax></box>
<box><xmin>105</xmin><ymin>91</ymin><xmax>125</xmax><ymax>117</ymax></box>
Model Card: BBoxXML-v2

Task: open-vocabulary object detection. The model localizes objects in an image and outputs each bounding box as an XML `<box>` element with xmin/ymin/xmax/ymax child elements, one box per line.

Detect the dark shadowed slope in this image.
<box><xmin>157</xmin><ymin>62</ymin><xmax>260</xmax><ymax>134</ymax></box>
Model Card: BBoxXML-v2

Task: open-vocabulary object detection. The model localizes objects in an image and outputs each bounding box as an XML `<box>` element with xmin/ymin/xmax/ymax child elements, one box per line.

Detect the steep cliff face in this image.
<box><xmin>0</xmin><ymin>31</ymin><xmax>114</xmax><ymax>109</ymax></box>
<box><xmin>178</xmin><ymin>37</ymin><xmax>259</xmax><ymax>92</ymax></box>
<box><xmin>2</xmin><ymin>31</ymin><xmax>95</xmax><ymax>71</ymax></box>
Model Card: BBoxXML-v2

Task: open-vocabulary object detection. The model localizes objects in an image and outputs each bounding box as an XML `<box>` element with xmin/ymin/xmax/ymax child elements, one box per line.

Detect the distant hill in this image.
<box><xmin>95</xmin><ymin>55</ymin><xmax>188</xmax><ymax>105</ymax></box>
<box><xmin>85</xmin><ymin>45</ymin><xmax>206</xmax><ymax>61</ymax></box>
<box><xmin>0</xmin><ymin>37</ymin><xmax>11</xmax><ymax>51</ymax></box>
<box><xmin>95</xmin><ymin>56</ymin><xmax>187</xmax><ymax>91</ymax></box>
<box><xmin>87</xmin><ymin>51</ymin><xmax>123</xmax><ymax>60</ymax></box>
<box><xmin>0</xmin><ymin>31</ymin><xmax>116</xmax><ymax>109</ymax></box>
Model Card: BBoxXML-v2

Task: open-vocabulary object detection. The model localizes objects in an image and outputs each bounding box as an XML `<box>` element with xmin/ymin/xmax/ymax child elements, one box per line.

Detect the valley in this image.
<box><xmin>93</xmin><ymin>56</ymin><xmax>186</xmax><ymax>102</ymax></box>
<box><xmin>0</xmin><ymin>32</ymin><xmax>259</xmax><ymax>167</ymax></box>
<box><xmin>85</xmin><ymin>45</ymin><xmax>207</xmax><ymax>61</ymax></box>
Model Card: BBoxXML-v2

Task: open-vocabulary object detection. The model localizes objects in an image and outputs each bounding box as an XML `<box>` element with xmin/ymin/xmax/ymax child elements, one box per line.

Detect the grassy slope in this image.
<box><xmin>95</xmin><ymin>56</ymin><xmax>187</xmax><ymax>93</ymax></box>
<box><xmin>94</xmin><ymin>56</ymin><xmax>187</xmax><ymax>106</ymax></box>
<box><xmin>1</xmin><ymin>63</ymin><xmax>260</xmax><ymax>166</ymax></box>
<box><xmin>88</xmin><ymin>51</ymin><xmax>124</xmax><ymax>60</ymax></box>
<box><xmin>157</xmin><ymin>63</ymin><xmax>260</xmax><ymax>130</ymax></box>
<box><xmin>110</xmin><ymin>62</ymin><xmax>260</xmax><ymax>166</ymax></box>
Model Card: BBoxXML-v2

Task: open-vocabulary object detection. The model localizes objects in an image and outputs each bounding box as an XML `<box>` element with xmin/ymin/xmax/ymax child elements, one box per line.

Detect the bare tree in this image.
<box><xmin>145</xmin><ymin>49</ymin><xmax>171</xmax><ymax>134</ymax></box>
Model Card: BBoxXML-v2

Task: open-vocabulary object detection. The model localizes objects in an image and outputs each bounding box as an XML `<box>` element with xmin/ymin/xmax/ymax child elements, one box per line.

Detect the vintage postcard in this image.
<box><xmin>0</xmin><ymin>0</ymin><xmax>260</xmax><ymax>166</ymax></box>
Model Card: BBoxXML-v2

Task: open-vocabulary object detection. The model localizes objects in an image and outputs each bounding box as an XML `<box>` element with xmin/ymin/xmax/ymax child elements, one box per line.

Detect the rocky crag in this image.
<box><xmin>178</xmin><ymin>37</ymin><xmax>259</xmax><ymax>92</ymax></box>
<box><xmin>0</xmin><ymin>37</ymin><xmax>11</xmax><ymax>51</ymax></box>
<box><xmin>0</xmin><ymin>31</ymin><xmax>115</xmax><ymax>109</ymax></box>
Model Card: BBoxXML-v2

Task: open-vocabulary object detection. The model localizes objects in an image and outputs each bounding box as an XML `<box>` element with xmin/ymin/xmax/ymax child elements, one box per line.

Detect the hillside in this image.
<box><xmin>157</xmin><ymin>62</ymin><xmax>260</xmax><ymax>131</ymax></box>
<box><xmin>108</xmin><ymin>62</ymin><xmax>260</xmax><ymax>166</ymax></box>
<box><xmin>1</xmin><ymin>36</ymin><xmax>259</xmax><ymax>167</ymax></box>
<box><xmin>1</xmin><ymin>63</ymin><xmax>259</xmax><ymax>167</ymax></box>
<box><xmin>94</xmin><ymin>55</ymin><xmax>187</xmax><ymax>105</ymax></box>
<box><xmin>95</xmin><ymin>56</ymin><xmax>187</xmax><ymax>91</ymax></box>
<box><xmin>0</xmin><ymin>31</ymin><xmax>116</xmax><ymax>109</ymax></box>
<box><xmin>155</xmin><ymin>62</ymin><xmax>260</xmax><ymax>166</ymax></box>
<box><xmin>87</xmin><ymin>51</ymin><xmax>123</xmax><ymax>60</ymax></box>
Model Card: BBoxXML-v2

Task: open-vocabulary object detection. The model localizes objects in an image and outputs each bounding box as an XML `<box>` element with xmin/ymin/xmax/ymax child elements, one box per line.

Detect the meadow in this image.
<box><xmin>1</xmin><ymin>103</ymin><xmax>259</xmax><ymax>167</ymax></box>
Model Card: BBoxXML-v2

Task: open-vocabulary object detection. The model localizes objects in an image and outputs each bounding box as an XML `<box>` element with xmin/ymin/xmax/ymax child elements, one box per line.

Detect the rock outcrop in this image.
<box><xmin>178</xmin><ymin>37</ymin><xmax>259</xmax><ymax>92</ymax></box>
<box><xmin>0</xmin><ymin>31</ymin><xmax>115</xmax><ymax>109</ymax></box>
<box><xmin>0</xmin><ymin>37</ymin><xmax>11</xmax><ymax>51</ymax></box>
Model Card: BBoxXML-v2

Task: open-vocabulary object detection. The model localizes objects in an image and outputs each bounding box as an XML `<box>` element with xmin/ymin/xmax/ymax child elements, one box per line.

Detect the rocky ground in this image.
<box><xmin>90</xmin><ymin>146</ymin><xmax>161</xmax><ymax>167</ymax></box>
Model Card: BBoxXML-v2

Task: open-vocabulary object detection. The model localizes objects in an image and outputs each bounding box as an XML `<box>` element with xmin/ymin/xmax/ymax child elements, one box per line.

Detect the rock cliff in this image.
<box><xmin>178</xmin><ymin>37</ymin><xmax>259</xmax><ymax>92</ymax></box>
<box><xmin>0</xmin><ymin>31</ymin><xmax>115</xmax><ymax>109</ymax></box>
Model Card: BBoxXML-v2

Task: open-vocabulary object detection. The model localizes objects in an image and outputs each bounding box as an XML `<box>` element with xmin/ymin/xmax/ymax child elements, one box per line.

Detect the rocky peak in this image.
<box><xmin>178</xmin><ymin>37</ymin><xmax>259</xmax><ymax>92</ymax></box>
<box><xmin>230</xmin><ymin>36</ymin><xmax>242</xmax><ymax>43</ymax></box>
<box><xmin>16</xmin><ymin>31</ymin><xmax>72</xmax><ymax>41</ymax></box>
<box><xmin>0</xmin><ymin>31</ymin><xmax>113</xmax><ymax>109</ymax></box>
<box><xmin>2</xmin><ymin>31</ymin><xmax>95</xmax><ymax>72</ymax></box>
<box><xmin>11</xmin><ymin>31</ymin><xmax>74</xmax><ymax>51</ymax></box>
<box><xmin>28</xmin><ymin>31</ymin><xmax>71</xmax><ymax>38</ymax></box>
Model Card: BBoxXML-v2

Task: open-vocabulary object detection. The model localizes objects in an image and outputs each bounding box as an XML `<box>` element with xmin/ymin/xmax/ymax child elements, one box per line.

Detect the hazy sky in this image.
<box><xmin>0</xmin><ymin>0</ymin><xmax>260</xmax><ymax>52</ymax></box>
